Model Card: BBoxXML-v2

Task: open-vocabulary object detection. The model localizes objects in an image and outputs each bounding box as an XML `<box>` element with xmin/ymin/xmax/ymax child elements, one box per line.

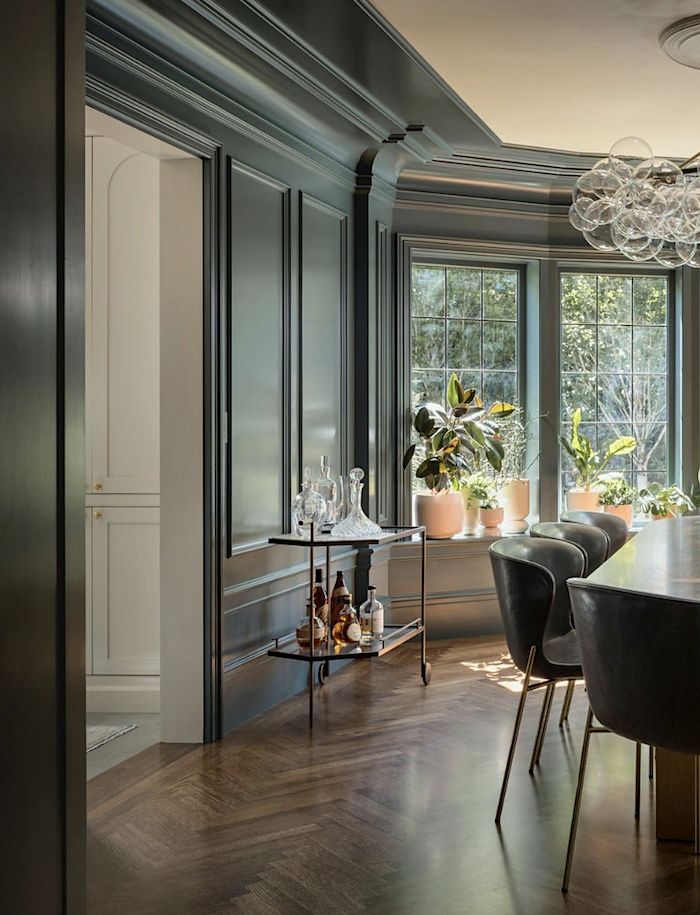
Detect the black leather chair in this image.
<box><xmin>530</xmin><ymin>522</ymin><xmax>609</xmax><ymax>726</ymax></box>
<box><xmin>489</xmin><ymin>536</ymin><xmax>585</xmax><ymax>823</ymax></box>
<box><xmin>562</xmin><ymin>581</ymin><xmax>700</xmax><ymax>892</ymax></box>
<box><xmin>561</xmin><ymin>510</ymin><xmax>628</xmax><ymax>556</ymax></box>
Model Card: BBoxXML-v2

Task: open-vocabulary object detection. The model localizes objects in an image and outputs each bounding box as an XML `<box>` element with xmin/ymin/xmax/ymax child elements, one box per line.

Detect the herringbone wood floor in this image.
<box><xmin>88</xmin><ymin>638</ymin><xmax>700</xmax><ymax>914</ymax></box>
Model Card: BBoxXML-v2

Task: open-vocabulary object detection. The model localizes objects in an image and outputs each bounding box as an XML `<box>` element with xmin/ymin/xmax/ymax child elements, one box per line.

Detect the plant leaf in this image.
<box><xmin>414</xmin><ymin>407</ymin><xmax>434</xmax><ymax>436</ymax></box>
<box><xmin>604</xmin><ymin>436</ymin><xmax>637</xmax><ymax>459</ymax></box>
<box><xmin>402</xmin><ymin>443</ymin><xmax>417</xmax><ymax>470</ymax></box>
<box><xmin>488</xmin><ymin>402</ymin><xmax>516</xmax><ymax>418</ymax></box>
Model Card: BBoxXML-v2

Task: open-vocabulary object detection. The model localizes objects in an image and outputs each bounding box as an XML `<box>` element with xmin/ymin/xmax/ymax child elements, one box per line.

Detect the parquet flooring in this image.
<box><xmin>88</xmin><ymin>638</ymin><xmax>700</xmax><ymax>914</ymax></box>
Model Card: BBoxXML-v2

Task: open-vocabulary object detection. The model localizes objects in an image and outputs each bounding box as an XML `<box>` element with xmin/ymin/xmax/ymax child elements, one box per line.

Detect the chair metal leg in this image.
<box><xmin>562</xmin><ymin>705</ymin><xmax>595</xmax><ymax>894</ymax></box>
<box><xmin>635</xmin><ymin>742</ymin><xmax>641</xmax><ymax>819</ymax></box>
<box><xmin>559</xmin><ymin>680</ymin><xmax>575</xmax><ymax>727</ymax></box>
<box><xmin>495</xmin><ymin>645</ymin><xmax>536</xmax><ymax>824</ymax></box>
<box><xmin>649</xmin><ymin>745</ymin><xmax>654</xmax><ymax>780</ymax></box>
<box><xmin>695</xmin><ymin>756</ymin><xmax>700</xmax><ymax>855</ymax></box>
<box><xmin>530</xmin><ymin>681</ymin><xmax>555</xmax><ymax>773</ymax></box>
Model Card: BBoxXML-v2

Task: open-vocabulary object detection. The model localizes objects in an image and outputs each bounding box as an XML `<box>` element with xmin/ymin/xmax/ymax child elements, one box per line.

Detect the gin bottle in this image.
<box><xmin>359</xmin><ymin>586</ymin><xmax>384</xmax><ymax>644</ymax></box>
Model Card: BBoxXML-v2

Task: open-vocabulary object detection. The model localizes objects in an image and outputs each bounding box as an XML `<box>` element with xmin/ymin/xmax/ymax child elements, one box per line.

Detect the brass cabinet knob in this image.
<box><xmin>94</xmin><ymin>482</ymin><xmax>102</xmax><ymax>491</ymax></box>
<box><xmin>93</xmin><ymin>511</ymin><xmax>102</xmax><ymax>520</ymax></box>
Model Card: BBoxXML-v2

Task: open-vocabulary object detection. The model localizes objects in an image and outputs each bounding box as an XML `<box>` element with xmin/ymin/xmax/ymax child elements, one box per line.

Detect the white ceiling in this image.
<box><xmin>370</xmin><ymin>0</ymin><xmax>700</xmax><ymax>159</ymax></box>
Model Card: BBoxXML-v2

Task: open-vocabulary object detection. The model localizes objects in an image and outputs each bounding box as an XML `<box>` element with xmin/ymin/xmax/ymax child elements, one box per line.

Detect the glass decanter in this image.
<box><xmin>292</xmin><ymin>467</ymin><xmax>326</xmax><ymax>538</ymax></box>
<box><xmin>312</xmin><ymin>455</ymin><xmax>337</xmax><ymax>524</ymax></box>
<box><xmin>330</xmin><ymin>467</ymin><xmax>382</xmax><ymax>539</ymax></box>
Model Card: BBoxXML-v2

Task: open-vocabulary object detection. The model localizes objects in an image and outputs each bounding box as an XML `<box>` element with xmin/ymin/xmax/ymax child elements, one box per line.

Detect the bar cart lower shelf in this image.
<box><xmin>267</xmin><ymin>524</ymin><xmax>428</xmax><ymax>728</ymax></box>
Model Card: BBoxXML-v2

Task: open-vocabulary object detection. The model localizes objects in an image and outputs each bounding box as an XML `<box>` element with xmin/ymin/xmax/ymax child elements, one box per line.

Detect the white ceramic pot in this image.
<box><xmin>565</xmin><ymin>488</ymin><xmax>601</xmax><ymax>512</ymax></box>
<box><xmin>603</xmin><ymin>503</ymin><xmax>633</xmax><ymax>529</ymax></box>
<box><xmin>479</xmin><ymin>506</ymin><xmax>504</xmax><ymax>530</ymax></box>
<box><xmin>501</xmin><ymin>479</ymin><xmax>530</xmax><ymax>533</ymax></box>
<box><xmin>413</xmin><ymin>490</ymin><xmax>464</xmax><ymax>539</ymax></box>
<box><xmin>462</xmin><ymin>498</ymin><xmax>481</xmax><ymax>535</ymax></box>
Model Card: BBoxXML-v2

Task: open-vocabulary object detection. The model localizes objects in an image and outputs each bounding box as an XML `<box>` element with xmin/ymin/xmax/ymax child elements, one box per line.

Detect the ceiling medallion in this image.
<box><xmin>569</xmin><ymin>136</ymin><xmax>700</xmax><ymax>267</ymax></box>
<box><xmin>660</xmin><ymin>15</ymin><xmax>700</xmax><ymax>70</ymax></box>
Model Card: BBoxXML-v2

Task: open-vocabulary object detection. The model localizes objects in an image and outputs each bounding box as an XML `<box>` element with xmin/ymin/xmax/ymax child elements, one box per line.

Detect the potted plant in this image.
<box><xmin>638</xmin><ymin>482</ymin><xmax>694</xmax><ymax>520</ymax></box>
<box><xmin>597</xmin><ymin>477</ymin><xmax>637</xmax><ymax>529</ymax></box>
<box><xmin>495</xmin><ymin>408</ymin><xmax>539</xmax><ymax>533</ymax></box>
<box><xmin>403</xmin><ymin>374</ymin><xmax>514</xmax><ymax>539</ymax></box>
<box><xmin>559</xmin><ymin>408</ymin><xmax>637</xmax><ymax>511</ymax></box>
<box><xmin>460</xmin><ymin>475</ymin><xmax>483</xmax><ymax>534</ymax></box>
<box><xmin>468</xmin><ymin>476</ymin><xmax>503</xmax><ymax>530</ymax></box>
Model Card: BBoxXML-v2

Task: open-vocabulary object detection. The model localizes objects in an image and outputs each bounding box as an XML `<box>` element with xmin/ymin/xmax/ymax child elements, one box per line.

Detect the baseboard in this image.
<box><xmin>86</xmin><ymin>675</ymin><xmax>160</xmax><ymax>713</ymax></box>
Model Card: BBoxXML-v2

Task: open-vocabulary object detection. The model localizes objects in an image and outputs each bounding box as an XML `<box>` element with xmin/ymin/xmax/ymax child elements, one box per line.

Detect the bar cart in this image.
<box><xmin>268</xmin><ymin>523</ymin><xmax>429</xmax><ymax>728</ymax></box>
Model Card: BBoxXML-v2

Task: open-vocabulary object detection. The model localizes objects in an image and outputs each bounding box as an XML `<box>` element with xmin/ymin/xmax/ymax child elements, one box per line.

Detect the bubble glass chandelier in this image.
<box><xmin>569</xmin><ymin>136</ymin><xmax>700</xmax><ymax>267</ymax></box>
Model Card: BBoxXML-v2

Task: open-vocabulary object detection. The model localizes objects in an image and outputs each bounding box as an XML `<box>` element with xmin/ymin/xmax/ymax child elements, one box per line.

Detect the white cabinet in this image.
<box><xmin>85</xmin><ymin>134</ymin><xmax>160</xmax><ymax>708</ymax></box>
<box><xmin>90</xmin><ymin>507</ymin><xmax>160</xmax><ymax>676</ymax></box>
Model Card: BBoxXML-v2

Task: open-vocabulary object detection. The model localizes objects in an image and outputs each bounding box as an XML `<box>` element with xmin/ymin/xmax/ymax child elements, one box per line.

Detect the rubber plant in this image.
<box><xmin>403</xmin><ymin>374</ymin><xmax>515</xmax><ymax>492</ymax></box>
<box><xmin>559</xmin><ymin>408</ymin><xmax>637</xmax><ymax>490</ymax></box>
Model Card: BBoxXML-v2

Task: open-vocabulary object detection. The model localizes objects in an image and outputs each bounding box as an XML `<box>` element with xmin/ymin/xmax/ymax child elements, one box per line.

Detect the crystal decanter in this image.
<box><xmin>292</xmin><ymin>467</ymin><xmax>327</xmax><ymax>538</ymax></box>
<box><xmin>330</xmin><ymin>468</ymin><xmax>382</xmax><ymax>539</ymax></box>
<box><xmin>312</xmin><ymin>455</ymin><xmax>338</xmax><ymax>524</ymax></box>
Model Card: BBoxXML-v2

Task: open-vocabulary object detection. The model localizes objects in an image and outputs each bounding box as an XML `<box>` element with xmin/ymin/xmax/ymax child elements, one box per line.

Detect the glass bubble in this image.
<box><xmin>611</xmin><ymin>224</ymin><xmax>650</xmax><ymax>253</ymax></box>
<box><xmin>623</xmin><ymin>237</ymin><xmax>663</xmax><ymax>262</ymax></box>
<box><xmin>659</xmin><ymin>212</ymin><xmax>697</xmax><ymax>243</ymax></box>
<box><xmin>612</xmin><ymin>210</ymin><xmax>645</xmax><ymax>240</ymax></box>
<box><xmin>583</xmin><ymin>222</ymin><xmax>617</xmax><ymax>252</ymax></box>
<box><xmin>590</xmin><ymin>168</ymin><xmax>623</xmax><ymax>199</ymax></box>
<box><xmin>654</xmin><ymin>240</ymin><xmax>686</xmax><ymax>267</ymax></box>
<box><xmin>677</xmin><ymin>241</ymin><xmax>700</xmax><ymax>267</ymax></box>
<box><xmin>568</xmin><ymin>203</ymin><xmax>597</xmax><ymax>232</ymax></box>
<box><xmin>609</xmin><ymin>136</ymin><xmax>654</xmax><ymax>174</ymax></box>
<box><xmin>573</xmin><ymin>188</ymin><xmax>597</xmax><ymax>219</ymax></box>
<box><xmin>634</xmin><ymin>157</ymin><xmax>683</xmax><ymax>187</ymax></box>
<box><xmin>682</xmin><ymin>182</ymin><xmax>700</xmax><ymax>224</ymax></box>
<box><xmin>586</xmin><ymin>198</ymin><xmax>615</xmax><ymax>226</ymax></box>
<box><xmin>575</xmin><ymin>170</ymin><xmax>598</xmax><ymax>196</ymax></box>
<box><xmin>608</xmin><ymin>156</ymin><xmax>633</xmax><ymax>180</ymax></box>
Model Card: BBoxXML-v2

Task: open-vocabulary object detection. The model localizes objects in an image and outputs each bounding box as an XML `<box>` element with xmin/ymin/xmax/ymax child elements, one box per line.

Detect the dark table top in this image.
<box><xmin>586</xmin><ymin>516</ymin><xmax>700</xmax><ymax>604</ymax></box>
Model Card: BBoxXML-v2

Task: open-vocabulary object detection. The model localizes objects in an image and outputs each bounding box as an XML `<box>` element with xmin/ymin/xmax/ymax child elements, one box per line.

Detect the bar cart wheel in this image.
<box><xmin>421</xmin><ymin>662</ymin><xmax>432</xmax><ymax>686</ymax></box>
<box><xmin>318</xmin><ymin>661</ymin><xmax>330</xmax><ymax>685</ymax></box>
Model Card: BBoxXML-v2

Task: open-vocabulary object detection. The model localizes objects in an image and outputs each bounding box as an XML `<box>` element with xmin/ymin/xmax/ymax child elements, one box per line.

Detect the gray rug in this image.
<box><xmin>86</xmin><ymin>723</ymin><xmax>137</xmax><ymax>753</ymax></box>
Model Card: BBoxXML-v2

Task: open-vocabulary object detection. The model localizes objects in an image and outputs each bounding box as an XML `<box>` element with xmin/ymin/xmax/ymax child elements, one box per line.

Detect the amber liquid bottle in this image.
<box><xmin>313</xmin><ymin>568</ymin><xmax>329</xmax><ymax>626</ymax></box>
<box><xmin>330</xmin><ymin>570</ymin><xmax>350</xmax><ymax>630</ymax></box>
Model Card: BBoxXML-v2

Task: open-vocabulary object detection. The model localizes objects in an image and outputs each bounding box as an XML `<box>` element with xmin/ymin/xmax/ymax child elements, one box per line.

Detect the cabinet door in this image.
<box><xmin>89</xmin><ymin>136</ymin><xmax>159</xmax><ymax>495</ymax></box>
<box><xmin>91</xmin><ymin>507</ymin><xmax>160</xmax><ymax>675</ymax></box>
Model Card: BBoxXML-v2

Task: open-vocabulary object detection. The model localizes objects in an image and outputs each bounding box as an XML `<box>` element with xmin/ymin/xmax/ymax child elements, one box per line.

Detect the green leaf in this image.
<box><xmin>446</xmin><ymin>374</ymin><xmax>465</xmax><ymax>409</ymax></box>
<box><xmin>402</xmin><ymin>443</ymin><xmax>416</xmax><ymax>470</ymax></box>
<box><xmin>464</xmin><ymin>421</ymin><xmax>485</xmax><ymax>446</ymax></box>
<box><xmin>415</xmin><ymin>458</ymin><xmax>431</xmax><ymax>478</ymax></box>
<box><xmin>488</xmin><ymin>402</ymin><xmax>516</xmax><ymax>418</ymax></box>
<box><xmin>604</xmin><ymin>436</ymin><xmax>637</xmax><ymax>459</ymax></box>
<box><xmin>414</xmin><ymin>407</ymin><xmax>434</xmax><ymax>437</ymax></box>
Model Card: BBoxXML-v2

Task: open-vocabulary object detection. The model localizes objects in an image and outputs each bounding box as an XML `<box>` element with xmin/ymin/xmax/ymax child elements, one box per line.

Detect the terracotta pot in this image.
<box><xmin>651</xmin><ymin>509</ymin><xmax>677</xmax><ymax>521</ymax></box>
<box><xmin>501</xmin><ymin>479</ymin><xmax>530</xmax><ymax>533</ymax></box>
<box><xmin>603</xmin><ymin>503</ymin><xmax>633</xmax><ymax>529</ymax></box>
<box><xmin>413</xmin><ymin>490</ymin><xmax>464</xmax><ymax>539</ymax></box>
<box><xmin>479</xmin><ymin>506</ymin><xmax>504</xmax><ymax>530</ymax></box>
<box><xmin>565</xmin><ymin>488</ymin><xmax>601</xmax><ymax>512</ymax></box>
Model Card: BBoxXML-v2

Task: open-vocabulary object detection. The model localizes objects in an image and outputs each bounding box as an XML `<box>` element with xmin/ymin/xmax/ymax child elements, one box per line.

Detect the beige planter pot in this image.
<box><xmin>501</xmin><ymin>479</ymin><xmax>530</xmax><ymax>533</ymax></box>
<box><xmin>413</xmin><ymin>490</ymin><xmax>463</xmax><ymax>539</ymax></box>
<box><xmin>603</xmin><ymin>503</ymin><xmax>633</xmax><ymax>529</ymax></box>
<box><xmin>461</xmin><ymin>491</ymin><xmax>481</xmax><ymax>534</ymax></box>
<box><xmin>565</xmin><ymin>488</ymin><xmax>601</xmax><ymax>512</ymax></box>
<box><xmin>479</xmin><ymin>506</ymin><xmax>504</xmax><ymax>530</ymax></box>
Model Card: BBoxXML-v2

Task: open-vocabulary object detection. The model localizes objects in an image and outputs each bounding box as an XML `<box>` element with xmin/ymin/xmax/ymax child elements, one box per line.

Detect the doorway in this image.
<box><xmin>84</xmin><ymin>108</ymin><xmax>205</xmax><ymax>777</ymax></box>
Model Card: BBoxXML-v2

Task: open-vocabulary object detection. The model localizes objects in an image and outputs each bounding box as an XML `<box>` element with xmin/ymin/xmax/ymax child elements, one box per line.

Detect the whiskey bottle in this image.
<box><xmin>313</xmin><ymin>568</ymin><xmax>329</xmax><ymax>626</ymax></box>
<box><xmin>330</xmin><ymin>570</ymin><xmax>350</xmax><ymax>630</ymax></box>
<box><xmin>296</xmin><ymin>600</ymin><xmax>326</xmax><ymax>649</ymax></box>
<box><xmin>332</xmin><ymin>594</ymin><xmax>362</xmax><ymax>646</ymax></box>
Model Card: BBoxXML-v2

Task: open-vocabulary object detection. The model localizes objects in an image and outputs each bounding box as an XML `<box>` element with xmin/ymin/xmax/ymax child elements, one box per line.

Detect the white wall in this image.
<box><xmin>159</xmin><ymin>158</ymin><xmax>204</xmax><ymax>743</ymax></box>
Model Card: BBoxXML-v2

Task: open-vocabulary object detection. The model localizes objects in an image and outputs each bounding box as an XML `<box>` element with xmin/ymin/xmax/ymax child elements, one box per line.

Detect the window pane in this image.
<box><xmin>412</xmin><ymin>370</ymin><xmax>444</xmax><ymax>407</ymax></box>
<box><xmin>633</xmin><ymin>277</ymin><xmax>667</xmax><ymax>325</ymax></box>
<box><xmin>483</xmin><ymin>321</ymin><xmax>517</xmax><ymax>370</ymax></box>
<box><xmin>634</xmin><ymin>326</ymin><xmax>666</xmax><ymax>373</ymax></box>
<box><xmin>483</xmin><ymin>270</ymin><xmax>517</xmax><ymax>319</ymax></box>
<box><xmin>560</xmin><ymin>272</ymin><xmax>669</xmax><ymax>508</ymax></box>
<box><xmin>598</xmin><ymin>275</ymin><xmax>631</xmax><ymax>324</ymax></box>
<box><xmin>561</xmin><ymin>274</ymin><xmax>596</xmax><ymax>324</ymax></box>
<box><xmin>561</xmin><ymin>324</ymin><xmax>596</xmax><ymax>373</ymax></box>
<box><xmin>411</xmin><ymin>318</ymin><xmax>444</xmax><ymax>368</ymax></box>
<box><xmin>447</xmin><ymin>320</ymin><xmax>480</xmax><ymax>370</ymax></box>
<box><xmin>482</xmin><ymin>371</ymin><xmax>517</xmax><ymax>405</ymax></box>
<box><xmin>447</xmin><ymin>268</ymin><xmax>481</xmax><ymax>318</ymax></box>
<box><xmin>598</xmin><ymin>325</ymin><xmax>631</xmax><ymax>373</ymax></box>
<box><xmin>411</xmin><ymin>266</ymin><xmax>445</xmax><ymax>317</ymax></box>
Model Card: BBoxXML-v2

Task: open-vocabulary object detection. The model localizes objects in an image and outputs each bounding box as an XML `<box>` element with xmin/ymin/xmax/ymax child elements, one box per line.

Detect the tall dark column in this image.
<box><xmin>0</xmin><ymin>2</ymin><xmax>85</xmax><ymax>912</ymax></box>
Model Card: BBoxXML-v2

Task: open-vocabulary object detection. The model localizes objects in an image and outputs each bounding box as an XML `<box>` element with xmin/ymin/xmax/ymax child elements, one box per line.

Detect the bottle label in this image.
<box><xmin>371</xmin><ymin>607</ymin><xmax>384</xmax><ymax>636</ymax></box>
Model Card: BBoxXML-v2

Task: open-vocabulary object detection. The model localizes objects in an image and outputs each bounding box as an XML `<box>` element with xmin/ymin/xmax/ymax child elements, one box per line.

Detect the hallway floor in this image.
<box><xmin>87</xmin><ymin>638</ymin><xmax>700</xmax><ymax>914</ymax></box>
<box><xmin>87</xmin><ymin>713</ymin><xmax>160</xmax><ymax>780</ymax></box>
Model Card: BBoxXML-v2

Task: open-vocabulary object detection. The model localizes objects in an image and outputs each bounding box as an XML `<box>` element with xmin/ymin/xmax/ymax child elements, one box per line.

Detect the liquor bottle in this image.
<box><xmin>313</xmin><ymin>455</ymin><xmax>338</xmax><ymax>523</ymax></box>
<box><xmin>296</xmin><ymin>599</ymin><xmax>326</xmax><ymax>649</ymax></box>
<box><xmin>313</xmin><ymin>568</ymin><xmax>329</xmax><ymax>626</ymax></box>
<box><xmin>330</xmin><ymin>570</ymin><xmax>350</xmax><ymax>630</ymax></box>
<box><xmin>359</xmin><ymin>586</ymin><xmax>384</xmax><ymax>644</ymax></box>
<box><xmin>332</xmin><ymin>594</ymin><xmax>362</xmax><ymax>646</ymax></box>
